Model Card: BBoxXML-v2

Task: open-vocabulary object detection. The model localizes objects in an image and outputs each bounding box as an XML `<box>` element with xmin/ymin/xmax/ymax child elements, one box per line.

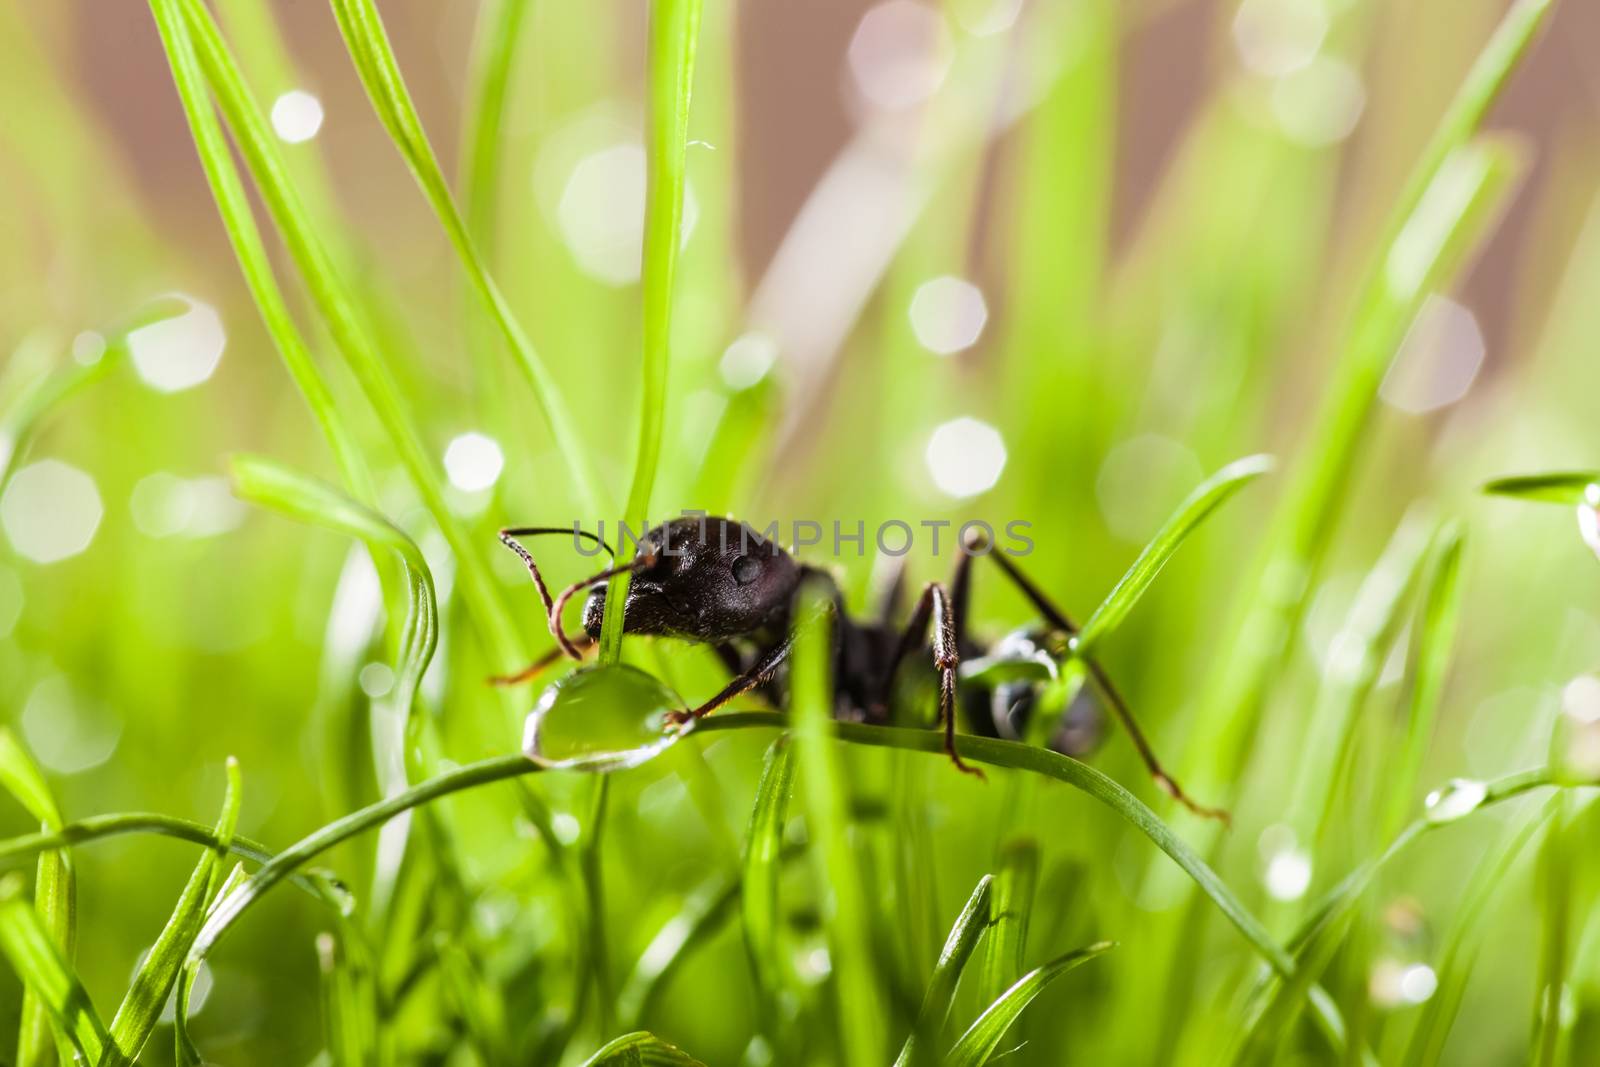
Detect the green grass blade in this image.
<box><xmin>156</xmin><ymin>0</ymin><xmax>523</xmax><ymax>670</ymax></box>
<box><xmin>741</xmin><ymin>736</ymin><xmax>796</xmax><ymax>1037</ymax></box>
<box><xmin>458</xmin><ymin>0</ymin><xmax>531</xmax><ymax>249</ymax></box>
<box><xmin>1076</xmin><ymin>453</ymin><xmax>1275</xmax><ymax>654</ymax></box>
<box><xmin>106</xmin><ymin>757</ymin><xmax>242</xmax><ymax>1065</ymax></box>
<box><xmin>792</xmin><ymin>585</ymin><xmax>886</xmax><ymax>1064</ymax></box>
<box><xmin>894</xmin><ymin>875</ymin><xmax>993</xmax><ymax>1067</ymax></box>
<box><xmin>943</xmin><ymin>941</ymin><xmax>1115</xmax><ymax>1067</ymax></box>
<box><xmin>175</xmin><ymin>863</ymin><xmax>248</xmax><ymax>1067</ymax></box>
<box><xmin>597</xmin><ymin>0</ymin><xmax>704</xmax><ymax>663</ymax></box>
<box><xmin>1483</xmin><ymin>472</ymin><xmax>1600</xmax><ymax>505</ymax></box>
<box><xmin>1289</xmin><ymin>512</ymin><xmax>1435</xmax><ymax>849</ymax></box>
<box><xmin>231</xmin><ymin>454</ymin><xmax>437</xmax><ymax>787</ymax></box>
<box><xmin>436</xmin><ymin>934</ymin><xmax>509</xmax><ymax>1065</ymax></box>
<box><xmin>1384</xmin><ymin>523</ymin><xmax>1465</xmax><ymax>837</ymax></box>
<box><xmin>976</xmin><ymin>840</ymin><xmax>1038</xmax><ymax>1009</ymax></box>
<box><xmin>1189</xmin><ymin>0</ymin><xmax>1549</xmax><ymax>794</ymax></box>
<box><xmin>578</xmin><ymin>1030</ymin><xmax>706</xmax><ymax>1066</ymax></box>
<box><xmin>0</xmin><ymin>871</ymin><xmax>107</xmax><ymax>1063</ymax></box>
<box><xmin>326</xmin><ymin>0</ymin><xmax>600</xmax><ymax>512</ymax></box>
<box><xmin>0</xmin><ymin>729</ymin><xmax>75</xmax><ymax>1067</ymax></box>
<box><xmin>144</xmin><ymin>0</ymin><xmax>372</xmax><ymax>500</ymax></box>
<box><xmin>1532</xmin><ymin>796</ymin><xmax>1576</xmax><ymax>1066</ymax></box>
<box><xmin>1403</xmin><ymin>804</ymin><xmax>1550</xmax><ymax>1067</ymax></box>
<box><xmin>620</xmin><ymin>873</ymin><xmax>742</xmax><ymax>1027</ymax></box>
<box><xmin>317</xmin><ymin>932</ymin><xmax>368</xmax><ymax>1067</ymax></box>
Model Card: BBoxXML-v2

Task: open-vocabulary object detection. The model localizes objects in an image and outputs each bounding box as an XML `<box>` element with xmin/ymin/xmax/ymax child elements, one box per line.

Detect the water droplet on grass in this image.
<box><xmin>1423</xmin><ymin>778</ymin><xmax>1486</xmax><ymax>823</ymax></box>
<box><xmin>523</xmin><ymin>664</ymin><xmax>684</xmax><ymax>771</ymax></box>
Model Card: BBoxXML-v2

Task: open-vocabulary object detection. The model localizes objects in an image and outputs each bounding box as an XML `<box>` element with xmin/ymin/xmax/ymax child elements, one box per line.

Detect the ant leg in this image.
<box><xmin>663</xmin><ymin>633</ymin><xmax>797</xmax><ymax>728</ymax></box>
<box><xmin>487</xmin><ymin>636</ymin><xmax>595</xmax><ymax>687</ymax></box>
<box><xmin>882</xmin><ymin>582</ymin><xmax>984</xmax><ymax>779</ymax></box>
<box><xmin>978</xmin><ymin>545</ymin><xmax>1227</xmax><ymax>823</ymax></box>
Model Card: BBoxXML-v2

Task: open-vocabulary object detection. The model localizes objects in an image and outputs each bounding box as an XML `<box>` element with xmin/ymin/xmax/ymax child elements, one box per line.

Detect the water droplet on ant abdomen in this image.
<box><xmin>522</xmin><ymin>664</ymin><xmax>685</xmax><ymax>772</ymax></box>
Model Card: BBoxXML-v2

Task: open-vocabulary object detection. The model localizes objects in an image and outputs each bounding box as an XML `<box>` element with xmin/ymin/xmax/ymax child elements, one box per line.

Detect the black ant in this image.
<box><xmin>494</xmin><ymin>517</ymin><xmax>1226</xmax><ymax>821</ymax></box>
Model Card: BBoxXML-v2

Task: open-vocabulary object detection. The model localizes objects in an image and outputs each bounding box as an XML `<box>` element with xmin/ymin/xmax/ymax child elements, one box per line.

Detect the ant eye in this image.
<box><xmin>732</xmin><ymin>555</ymin><xmax>762</xmax><ymax>586</ymax></box>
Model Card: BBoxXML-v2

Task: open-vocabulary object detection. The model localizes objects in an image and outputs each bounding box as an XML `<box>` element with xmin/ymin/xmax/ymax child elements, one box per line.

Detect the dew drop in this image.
<box><xmin>522</xmin><ymin>664</ymin><xmax>685</xmax><ymax>772</ymax></box>
<box><xmin>1422</xmin><ymin>777</ymin><xmax>1486</xmax><ymax>823</ymax></box>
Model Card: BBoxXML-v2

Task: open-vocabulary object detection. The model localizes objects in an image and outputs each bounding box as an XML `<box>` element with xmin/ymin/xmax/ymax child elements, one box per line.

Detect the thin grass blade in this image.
<box><xmin>741</xmin><ymin>736</ymin><xmax>796</xmax><ymax>1036</ymax></box>
<box><xmin>1076</xmin><ymin>453</ymin><xmax>1275</xmax><ymax>654</ymax></box>
<box><xmin>143</xmin><ymin>0</ymin><xmax>372</xmax><ymax>498</ymax></box>
<box><xmin>0</xmin><ymin>729</ymin><xmax>75</xmax><ymax>1067</ymax></box>
<box><xmin>578</xmin><ymin>1030</ymin><xmax>706</xmax><ymax>1066</ymax></box>
<box><xmin>175</xmin><ymin>863</ymin><xmax>248</xmax><ymax>1066</ymax></box>
<box><xmin>620</xmin><ymin>874</ymin><xmax>742</xmax><ymax>1027</ymax></box>
<box><xmin>0</xmin><ymin>871</ymin><xmax>107</xmax><ymax>1063</ymax></box>
<box><xmin>943</xmin><ymin>941</ymin><xmax>1115</xmax><ymax>1067</ymax></box>
<box><xmin>157</xmin><ymin>0</ymin><xmax>523</xmax><ymax>669</ymax></box>
<box><xmin>105</xmin><ymin>757</ymin><xmax>242</xmax><ymax>1065</ymax></box>
<box><xmin>326</xmin><ymin>0</ymin><xmax>599</xmax><ymax>511</ymax></box>
<box><xmin>1483</xmin><ymin>472</ymin><xmax>1600</xmax><ymax>505</ymax></box>
<box><xmin>597</xmin><ymin>0</ymin><xmax>704</xmax><ymax>661</ymax></box>
<box><xmin>1384</xmin><ymin>523</ymin><xmax>1465</xmax><ymax>837</ymax></box>
<box><xmin>976</xmin><ymin>839</ymin><xmax>1038</xmax><ymax>1008</ymax></box>
<box><xmin>894</xmin><ymin>875</ymin><xmax>993</xmax><ymax>1067</ymax></box>
<box><xmin>792</xmin><ymin>584</ymin><xmax>886</xmax><ymax>1064</ymax></box>
<box><xmin>232</xmin><ymin>454</ymin><xmax>437</xmax><ymax>788</ymax></box>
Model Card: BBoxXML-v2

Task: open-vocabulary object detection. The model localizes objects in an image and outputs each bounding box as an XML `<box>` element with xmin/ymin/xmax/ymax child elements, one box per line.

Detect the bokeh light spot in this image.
<box><xmin>1381</xmin><ymin>295</ymin><xmax>1485</xmax><ymax>414</ymax></box>
<box><xmin>444</xmin><ymin>432</ymin><xmax>505</xmax><ymax>492</ymax></box>
<box><xmin>1271</xmin><ymin>56</ymin><xmax>1366</xmax><ymax>146</ymax></box>
<box><xmin>909</xmin><ymin>275</ymin><xmax>988</xmax><ymax>355</ymax></box>
<box><xmin>925</xmin><ymin>417</ymin><xmax>1007</xmax><ymax>498</ymax></box>
<box><xmin>21</xmin><ymin>676</ymin><xmax>121</xmax><ymax>775</ymax></box>
<box><xmin>271</xmin><ymin>90</ymin><xmax>325</xmax><ymax>143</ymax></box>
<box><xmin>558</xmin><ymin>143</ymin><xmax>700</xmax><ymax>286</ymax></box>
<box><xmin>1232</xmin><ymin>0</ymin><xmax>1328</xmax><ymax>77</ymax></box>
<box><xmin>720</xmin><ymin>332</ymin><xmax>779</xmax><ymax>390</ymax></box>
<box><xmin>848</xmin><ymin>1</ymin><xmax>954</xmax><ymax>111</ymax></box>
<box><xmin>1</xmin><ymin>459</ymin><xmax>103</xmax><ymax>564</ymax></box>
<box><xmin>126</xmin><ymin>295</ymin><xmax>226</xmax><ymax>393</ymax></box>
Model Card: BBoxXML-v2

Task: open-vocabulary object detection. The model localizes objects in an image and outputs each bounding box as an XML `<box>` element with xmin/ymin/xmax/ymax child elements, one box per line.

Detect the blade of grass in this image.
<box><xmin>231</xmin><ymin>454</ymin><xmax>437</xmax><ymax>789</ymax></box>
<box><xmin>155</xmin><ymin>0</ymin><xmax>523</xmax><ymax>670</ymax></box>
<box><xmin>0</xmin><ymin>729</ymin><xmax>75</xmax><ymax>1067</ymax></box>
<box><xmin>175</xmin><ymin>863</ymin><xmax>248</xmax><ymax>1066</ymax></box>
<box><xmin>105</xmin><ymin>757</ymin><xmax>242</xmax><ymax>1066</ymax></box>
<box><xmin>1402</xmin><ymin>802</ymin><xmax>1550</xmax><ymax>1066</ymax></box>
<box><xmin>0</xmin><ymin>871</ymin><xmax>107</xmax><ymax>1063</ymax></box>
<box><xmin>596</xmin><ymin>0</ymin><xmax>704</xmax><ymax>664</ymax></box>
<box><xmin>1075</xmin><ymin>453</ymin><xmax>1275</xmax><ymax>655</ymax></box>
<box><xmin>975</xmin><ymin>839</ymin><xmax>1038</xmax><ymax>1010</ymax></box>
<box><xmin>1289</xmin><ymin>511</ymin><xmax>1435</xmax><ymax>850</ymax></box>
<box><xmin>582</xmin><ymin>776</ymin><xmax>615</xmax><ymax>1037</ymax></box>
<box><xmin>1383</xmin><ymin>523</ymin><xmax>1465</xmax><ymax>838</ymax></box>
<box><xmin>942</xmin><ymin>941</ymin><xmax>1115</xmax><ymax>1067</ymax></box>
<box><xmin>578</xmin><ymin>1030</ymin><xmax>706</xmax><ymax>1066</ymax></box>
<box><xmin>1186</xmin><ymin>0</ymin><xmax>1555</xmax><ymax>800</ymax></box>
<box><xmin>791</xmin><ymin>584</ymin><xmax>886</xmax><ymax>1065</ymax></box>
<box><xmin>1533</xmin><ymin>795</ymin><xmax>1577</xmax><ymax>1066</ymax></box>
<box><xmin>620</xmin><ymin>872</ymin><xmax>742</xmax><ymax>1027</ymax></box>
<box><xmin>0</xmin><ymin>299</ymin><xmax>187</xmax><ymax>493</ymax></box>
<box><xmin>894</xmin><ymin>874</ymin><xmax>993</xmax><ymax>1067</ymax></box>
<box><xmin>326</xmin><ymin>0</ymin><xmax>599</xmax><ymax>513</ymax></box>
<box><xmin>436</xmin><ymin>933</ymin><xmax>510</xmax><ymax>1065</ymax></box>
<box><xmin>1484</xmin><ymin>471</ymin><xmax>1600</xmax><ymax>505</ymax></box>
<box><xmin>144</xmin><ymin>0</ymin><xmax>372</xmax><ymax>499</ymax></box>
<box><xmin>741</xmin><ymin>737</ymin><xmax>796</xmax><ymax>1039</ymax></box>
<box><xmin>318</xmin><ymin>931</ymin><xmax>368</xmax><ymax>1067</ymax></box>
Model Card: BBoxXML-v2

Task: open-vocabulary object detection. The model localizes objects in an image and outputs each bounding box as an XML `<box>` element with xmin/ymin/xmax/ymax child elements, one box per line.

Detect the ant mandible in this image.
<box><xmin>493</xmin><ymin>516</ymin><xmax>1227</xmax><ymax>822</ymax></box>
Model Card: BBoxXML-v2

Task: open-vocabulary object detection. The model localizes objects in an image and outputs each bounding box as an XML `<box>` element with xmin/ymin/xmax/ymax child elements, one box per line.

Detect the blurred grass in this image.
<box><xmin>1</xmin><ymin>0</ymin><xmax>1598</xmax><ymax>1063</ymax></box>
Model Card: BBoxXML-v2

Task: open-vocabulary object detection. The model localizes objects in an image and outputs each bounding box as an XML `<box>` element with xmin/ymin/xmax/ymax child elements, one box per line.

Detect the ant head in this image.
<box><xmin>582</xmin><ymin>517</ymin><xmax>799</xmax><ymax>642</ymax></box>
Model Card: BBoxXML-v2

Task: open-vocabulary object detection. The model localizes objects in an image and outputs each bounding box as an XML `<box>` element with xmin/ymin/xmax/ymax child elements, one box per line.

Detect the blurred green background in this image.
<box><xmin>3</xmin><ymin>0</ymin><xmax>1600</xmax><ymax>1063</ymax></box>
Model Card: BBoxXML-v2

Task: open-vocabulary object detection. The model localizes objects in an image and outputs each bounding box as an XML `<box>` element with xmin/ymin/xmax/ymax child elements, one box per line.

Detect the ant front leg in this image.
<box><xmin>973</xmin><ymin>539</ymin><xmax>1227</xmax><ymax>823</ymax></box>
<box><xmin>662</xmin><ymin>633</ymin><xmax>797</xmax><ymax>729</ymax></box>
<box><xmin>883</xmin><ymin>579</ymin><xmax>984</xmax><ymax>780</ymax></box>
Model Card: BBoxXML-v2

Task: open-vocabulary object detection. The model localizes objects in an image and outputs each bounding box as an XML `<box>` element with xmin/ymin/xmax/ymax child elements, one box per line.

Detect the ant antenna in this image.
<box><xmin>547</xmin><ymin>551</ymin><xmax>654</xmax><ymax>661</ymax></box>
